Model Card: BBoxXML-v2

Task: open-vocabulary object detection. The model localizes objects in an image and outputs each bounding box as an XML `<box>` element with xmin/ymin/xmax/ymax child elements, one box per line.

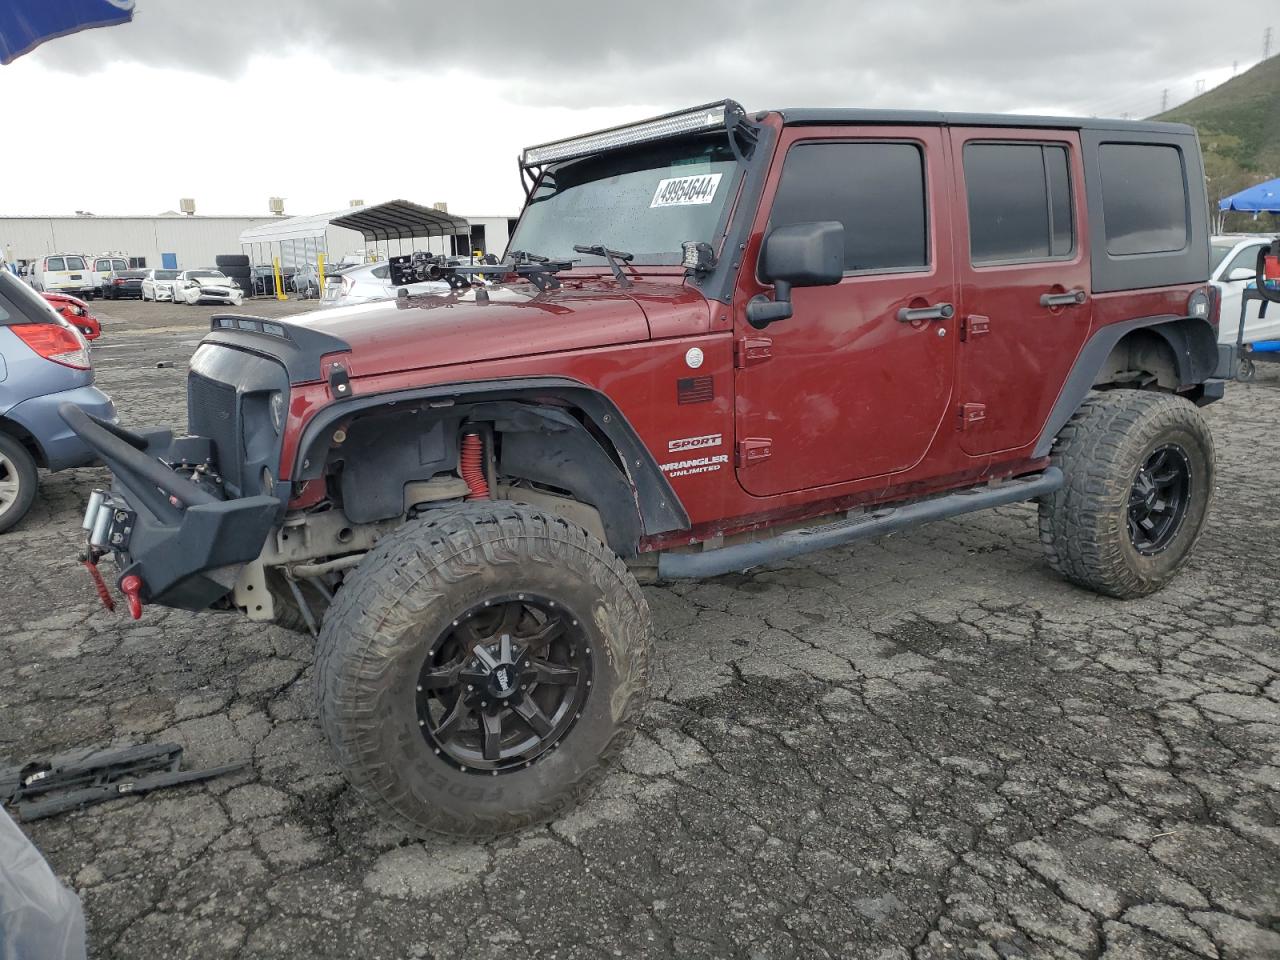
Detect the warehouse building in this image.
<box><xmin>0</xmin><ymin>204</ymin><xmax>519</xmax><ymax>272</ymax></box>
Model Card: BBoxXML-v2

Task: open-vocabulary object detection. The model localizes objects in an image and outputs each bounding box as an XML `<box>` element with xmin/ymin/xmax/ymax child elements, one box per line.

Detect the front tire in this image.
<box><xmin>315</xmin><ymin>504</ymin><xmax>651</xmax><ymax>837</ymax></box>
<box><xmin>0</xmin><ymin>434</ymin><xmax>38</xmax><ymax>534</ymax></box>
<box><xmin>1038</xmin><ymin>390</ymin><xmax>1214</xmax><ymax>599</ymax></box>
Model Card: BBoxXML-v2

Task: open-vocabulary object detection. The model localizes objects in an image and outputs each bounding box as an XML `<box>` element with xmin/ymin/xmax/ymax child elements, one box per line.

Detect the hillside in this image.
<box><xmin>1156</xmin><ymin>55</ymin><xmax>1280</xmax><ymax>228</ymax></box>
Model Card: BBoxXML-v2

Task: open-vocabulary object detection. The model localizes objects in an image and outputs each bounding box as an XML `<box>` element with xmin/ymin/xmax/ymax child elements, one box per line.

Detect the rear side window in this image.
<box><xmin>372</xmin><ymin>264</ymin><xmax>390</xmax><ymax>279</ymax></box>
<box><xmin>1099</xmin><ymin>143</ymin><xmax>1189</xmax><ymax>256</ymax></box>
<box><xmin>770</xmin><ymin>141</ymin><xmax>928</xmax><ymax>272</ymax></box>
<box><xmin>65</xmin><ymin>256</ymin><xmax>86</xmax><ymax>270</ymax></box>
<box><xmin>963</xmin><ymin>142</ymin><xmax>1074</xmax><ymax>263</ymax></box>
<box><xmin>46</xmin><ymin>257</ymin><xmax>65</xmax><ymax>271</ymax></box>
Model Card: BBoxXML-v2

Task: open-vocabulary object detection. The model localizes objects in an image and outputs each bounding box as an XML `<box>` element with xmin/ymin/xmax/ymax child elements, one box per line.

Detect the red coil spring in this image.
<box><xmin>459</xmin><ymin>432</ymin><xmax>490</xmax><ymax>500</ymax></box>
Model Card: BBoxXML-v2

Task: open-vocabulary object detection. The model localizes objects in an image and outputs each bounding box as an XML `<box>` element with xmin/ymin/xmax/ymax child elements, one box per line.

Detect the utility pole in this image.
<box><xmin>1161</xmin><ymin>88</ymin><xmax>1169</xmax><ymax>112</ymax></box>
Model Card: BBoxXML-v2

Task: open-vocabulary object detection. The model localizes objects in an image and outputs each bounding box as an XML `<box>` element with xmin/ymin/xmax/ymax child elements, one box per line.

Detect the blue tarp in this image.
<box><xmin>0</xmin><ymin>0</ymin><xmax>134</xmax><ymax>65</ymax></box>
<box><xmin>1219</xmin><ymin>178</ymin><xmax>1280</xmax><ymax>213</ymax></box>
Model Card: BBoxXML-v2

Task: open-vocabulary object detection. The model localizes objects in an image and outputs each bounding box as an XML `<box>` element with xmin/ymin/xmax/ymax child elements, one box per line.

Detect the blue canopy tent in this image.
<box><xmin>0</xmin><ymin>0</ymin><xmax>134</xmax><ymax>65</ymax></box>
<box><xmin>1219</xmin><ymin>179</ymin><xmax>1280</xmax><ymax>213</ymax></box>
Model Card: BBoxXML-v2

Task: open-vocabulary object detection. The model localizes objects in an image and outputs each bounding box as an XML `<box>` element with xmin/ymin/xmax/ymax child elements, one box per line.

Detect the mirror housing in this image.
<box><xmin>747</xmin><ymin>221</ymin><xmax>844</xmax><ymax>329</ymax></box>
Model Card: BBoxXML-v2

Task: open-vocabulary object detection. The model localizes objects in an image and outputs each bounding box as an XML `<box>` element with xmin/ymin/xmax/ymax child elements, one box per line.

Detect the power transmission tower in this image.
<box><xmin>1195</xmin><ymin>78</ymin><xmax>1206</xmax><ymax>96</ymax></box>
<box><xmin>1161</xmin><ymin>88</ymin><xmax>1169</xmax><ymax>112</ymax></box>
<box><xmin>1265</xmin><ymin>26</ymin><xmax>1273</xmax><ymax>59</ymax></box>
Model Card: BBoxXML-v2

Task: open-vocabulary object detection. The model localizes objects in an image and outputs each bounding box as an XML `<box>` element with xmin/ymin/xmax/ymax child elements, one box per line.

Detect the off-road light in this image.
<box><xmin>682</xmin><ymin>241</ymin><xmax>718</xmax><ymax>274</ymax></box>
<box><xmin>522</xmin><ymin>101</ymin><xmax>742</xmax><ymax>167</ymax></box>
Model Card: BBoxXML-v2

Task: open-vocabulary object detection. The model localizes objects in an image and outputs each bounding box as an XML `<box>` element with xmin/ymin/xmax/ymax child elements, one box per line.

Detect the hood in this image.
<box><xmin>283</xmin><ymin>276</ymin><xmax>711</xmax><ymax>380</ymax></box>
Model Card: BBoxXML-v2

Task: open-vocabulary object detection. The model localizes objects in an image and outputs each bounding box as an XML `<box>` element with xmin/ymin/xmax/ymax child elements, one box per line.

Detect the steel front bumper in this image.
<box><xmin>60</xmin><ymin>404</ymin><xmax>279</xmax><ymax>611</ymax></box>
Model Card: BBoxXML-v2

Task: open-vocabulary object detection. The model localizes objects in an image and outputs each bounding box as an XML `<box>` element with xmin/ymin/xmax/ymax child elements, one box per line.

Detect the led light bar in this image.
<box><xmin>522</xmin><ymin>100</ymin><xmax>745</xmax><ymax>168</ymax></box>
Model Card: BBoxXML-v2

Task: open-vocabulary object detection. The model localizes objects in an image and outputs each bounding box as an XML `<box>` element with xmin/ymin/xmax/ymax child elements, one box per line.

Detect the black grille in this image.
<box><xmin>187</xmin><ymin>373</ymin><xmax>239</xmax><ymax>490</ymax></box>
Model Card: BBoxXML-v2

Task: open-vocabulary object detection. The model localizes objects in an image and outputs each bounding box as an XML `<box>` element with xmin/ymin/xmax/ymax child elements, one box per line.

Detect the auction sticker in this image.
<box><xmin>651</xmin><ymin>173</ymin><xmax>723</xmax><ymax>208</ymax></box>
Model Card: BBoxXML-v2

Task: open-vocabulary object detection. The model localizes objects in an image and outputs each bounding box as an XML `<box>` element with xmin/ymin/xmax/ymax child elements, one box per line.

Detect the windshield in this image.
<box><xmin>509</xmin><ymin>133</ymin><xmax>739</xmax><ymax>266</ymax></box>
<box><xmin>1210</xmin><ymin>241</ymin><xmax>1238</xmax><ymax>274</ymax></box>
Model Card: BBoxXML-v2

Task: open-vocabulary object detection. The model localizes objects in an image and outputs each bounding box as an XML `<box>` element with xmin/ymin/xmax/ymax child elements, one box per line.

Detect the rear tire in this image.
<box><xmin>315</xmin><ymin>503</ymin><xmax>651</xmax><ymax>837</ymax></box>
<box><xmin>0</xmin><ymin>434</ymin><xmax>38</xmax><ymax>534</ymax></box>
<box><xmin>1038</xmin><ymin>390</ymin><xmax>1214</xmax><ymax>599</ymax></box>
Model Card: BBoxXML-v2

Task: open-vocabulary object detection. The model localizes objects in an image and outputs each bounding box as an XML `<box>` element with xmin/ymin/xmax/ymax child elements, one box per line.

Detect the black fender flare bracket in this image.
<box><xmin>1035</xmin><ymin>314</ymin><xmax>1220</xmax><ymax>458</ymax></box>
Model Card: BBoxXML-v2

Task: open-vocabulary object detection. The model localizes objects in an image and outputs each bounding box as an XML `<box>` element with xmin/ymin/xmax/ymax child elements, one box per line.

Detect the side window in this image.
<box><xmin>47</xmin><ymin>257</ymin><xmax>65</xmax><ymax>271</ymax></box>
<box><xmin>372</xmin><ymin>265</ymin><xmax>390</xmax><ymax>279</ymax></box>
<box><xmin>963</xmin><ymin>142</ymin><xmax>1074</xmax><ymax>264</ymax></box>
<box><xmin>1099</xmin><ymin>143</ymin><xmax>1188</xmax><ymax>256</ymax></box>
<box><xmin>770</xmin><ymin>141</ymin><xmax>928</xmax><ymax>272</ymax></box>
<box><xmin>66</xmin><ymin>256</ymin><xmax>86</xmax><ymax>270</ymax></box>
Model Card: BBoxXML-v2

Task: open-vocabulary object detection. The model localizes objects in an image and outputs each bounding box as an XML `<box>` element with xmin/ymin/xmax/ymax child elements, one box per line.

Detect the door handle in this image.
<box><xmin>1040</xmin><ymin>289</ymin><xmax>1088</xmax><ymax>308</ymax></box>
<box><xmin>896</xmin><ymin>302</ymin><xmax>955</xmax><ymax>323</ymax></box>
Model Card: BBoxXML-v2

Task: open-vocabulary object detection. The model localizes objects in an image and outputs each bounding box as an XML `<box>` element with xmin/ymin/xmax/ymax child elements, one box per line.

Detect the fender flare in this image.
<box><xmin>1034</xmin><ymin>314</ymin><xmax>1219</xmax><ymax>458</ymax></box>
<box><xmin>292</xmin><ymin>376</ymin><xmax>690</xmax><ymax>546</ymax></box>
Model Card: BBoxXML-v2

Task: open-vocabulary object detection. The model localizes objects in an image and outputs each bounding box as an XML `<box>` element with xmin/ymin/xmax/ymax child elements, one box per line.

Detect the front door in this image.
<box><xmin>948</xmin><ymin>129</ymin><xmax>1092</xmax><ymax>456</ymax></box>
<box><xmin>733</xmin><ymin>126</ymin><xmax>957</xmax><ymax>497</ymax></box>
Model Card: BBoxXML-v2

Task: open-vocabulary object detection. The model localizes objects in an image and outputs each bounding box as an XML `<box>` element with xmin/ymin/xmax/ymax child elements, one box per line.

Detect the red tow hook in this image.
<box><xmin>119</xmin><ymin>575</ymin><xmax>145</xmax><ymax>620</ymax></box>
<box><xmin>81</xmin><ymin>557</ymin><xmax>115</xmax><ymax>613</ymax></box>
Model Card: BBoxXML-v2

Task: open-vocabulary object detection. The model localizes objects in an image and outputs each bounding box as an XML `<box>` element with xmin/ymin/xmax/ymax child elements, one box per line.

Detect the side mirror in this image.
<box><xmin>747</xmin><ymin>221</ymin><xmax>844</xmax><ymax>329</ymax></box>
<box><xmin>1227</xmin><ymin>266</ymin><xmax>1256</xmax><ymax>282</ymax></box>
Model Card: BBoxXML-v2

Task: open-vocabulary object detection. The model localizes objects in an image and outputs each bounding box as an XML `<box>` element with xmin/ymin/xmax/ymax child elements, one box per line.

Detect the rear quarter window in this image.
<box><xmin>1099</xmin><ymin>143</ymin><xmax>1189</xmax><ymax>256</ymax></box>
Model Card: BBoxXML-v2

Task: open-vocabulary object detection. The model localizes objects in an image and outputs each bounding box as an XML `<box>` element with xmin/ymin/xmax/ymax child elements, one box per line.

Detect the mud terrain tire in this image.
<box><xmin>1039</xmin><ymin>390</ymin><xmax>1214</xmax><ymax>599</ymax></box>
<box><xmin>315</xmin><ymin>503</ymin><xmax>651</xmax><ymax>837</ymax></box>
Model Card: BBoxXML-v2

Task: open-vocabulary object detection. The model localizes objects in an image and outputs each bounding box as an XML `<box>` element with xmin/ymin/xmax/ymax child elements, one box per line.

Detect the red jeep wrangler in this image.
<box><xmin>66</xmin><ymin>100</ymin><xmax>1234</xmax><ymax>837</ymax></box>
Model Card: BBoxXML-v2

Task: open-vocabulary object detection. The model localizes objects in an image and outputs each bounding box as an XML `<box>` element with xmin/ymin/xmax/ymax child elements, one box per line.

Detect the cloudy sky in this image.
<box><xmin>1</xmin><ymin>0</ymin><xmax>1266</xmax><ymax>218</ymax></box>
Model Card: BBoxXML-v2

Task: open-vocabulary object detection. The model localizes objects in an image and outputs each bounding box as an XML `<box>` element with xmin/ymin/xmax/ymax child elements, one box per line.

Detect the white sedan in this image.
<box><xmin>1211</xmin><ymin>235</ymin><xmax>1276</xmax><ymax>345</ymax></box>
<box><xmin>175</xmin><ymin>269</ymin><xmax>244</xmax><ymax>306</ymax></box>
<box><xmin>140</xmin><ymin>268</ymin><xmax>182</xmax><ymax>302</ymax></box>
<box><xmin>319</xmin><ymin>261</ymin><xmax>455</xmax><ymax>309</ymax></box>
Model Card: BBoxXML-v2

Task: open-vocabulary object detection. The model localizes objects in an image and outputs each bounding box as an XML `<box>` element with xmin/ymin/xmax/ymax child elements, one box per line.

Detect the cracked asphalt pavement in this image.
<box><xmin>2</xmin><ymin>300</ymin><xmax>1278</xmax><ymax>959</ymax></box>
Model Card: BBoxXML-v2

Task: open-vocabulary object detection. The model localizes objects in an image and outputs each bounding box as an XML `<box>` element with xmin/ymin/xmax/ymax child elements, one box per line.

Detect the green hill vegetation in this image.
<box><xmin>1156</xmin><ymin>54</ymin><xmax>1280</xmax><ymax>231</ymax></box>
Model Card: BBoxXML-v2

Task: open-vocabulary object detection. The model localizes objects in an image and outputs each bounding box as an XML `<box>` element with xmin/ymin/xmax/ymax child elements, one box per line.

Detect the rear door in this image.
<box><xmin>733</xmin><ymin>126</ymin><xmax>958</xmax><ymax>495</ymax></box>
<box><xmin>948</xmin><ymin>129</ymin><xmax>1091</xmax><ymax>456</ymax></box>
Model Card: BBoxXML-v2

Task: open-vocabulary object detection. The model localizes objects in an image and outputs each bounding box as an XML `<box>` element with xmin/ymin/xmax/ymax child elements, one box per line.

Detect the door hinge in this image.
<box><xmin>958</xmin><ymin>402</ymin><xmax>987</xmax><ymax>429</ymax></box>
<box><xmin>734</xmin><ymin>336</ymin><xmax>773</xmax><ymax>368</ymax></box>
<box><xmin>736</xmin><ymin>438</ymin><xmax>773</xmax><ymax>466</ymax></box>
<box><xmin>960</xmin><ymin>315</ymin><xmax>990</xmax><ymax>342</ymax></box>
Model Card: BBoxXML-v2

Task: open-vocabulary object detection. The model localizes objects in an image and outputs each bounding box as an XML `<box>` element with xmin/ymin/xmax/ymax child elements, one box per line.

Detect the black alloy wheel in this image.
<box><xmin>1127</xmin><ymin>444</ymin><xmax>1192</xmax><ymax>555</ymax></box>
<box><xmin>416</xmin><ymin>594</ymin><xmax>593</xmax><ymax>774</ymax></box>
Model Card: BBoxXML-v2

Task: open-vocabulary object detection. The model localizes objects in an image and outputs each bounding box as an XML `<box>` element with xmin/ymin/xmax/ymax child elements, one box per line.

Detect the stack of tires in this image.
<box><xmin>215</xmin><ymin>254</ymin><xmax>252</xmax><ymax>299</ymax></box>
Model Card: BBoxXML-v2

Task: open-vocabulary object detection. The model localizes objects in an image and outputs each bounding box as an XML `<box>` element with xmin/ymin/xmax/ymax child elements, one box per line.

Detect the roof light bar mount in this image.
<box><xmin>519</xmin><ymin>99</ymin><xmax>758</xmax><ymax>181</ymax></box>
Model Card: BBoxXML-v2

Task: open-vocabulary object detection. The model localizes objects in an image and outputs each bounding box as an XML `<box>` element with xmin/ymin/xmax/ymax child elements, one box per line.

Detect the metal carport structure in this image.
<box><xmin>237</xmin><ymin>200</ymin><xmax>473</xmax><ymax>297</ymax></box>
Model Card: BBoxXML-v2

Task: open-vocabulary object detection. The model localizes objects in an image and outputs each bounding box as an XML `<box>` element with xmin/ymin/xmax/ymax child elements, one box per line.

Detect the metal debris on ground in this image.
<box><xmin>0</xmin><ymin>743</ymin><xmax>248</xmax><ymax>821</ymax></box>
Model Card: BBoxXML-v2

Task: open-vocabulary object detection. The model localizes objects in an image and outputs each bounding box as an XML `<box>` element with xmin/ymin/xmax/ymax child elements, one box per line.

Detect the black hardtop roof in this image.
<box><xmin>769</xmin><ymin>108</ymin><xmax>1195</xmax><ymax>137</ymax></box>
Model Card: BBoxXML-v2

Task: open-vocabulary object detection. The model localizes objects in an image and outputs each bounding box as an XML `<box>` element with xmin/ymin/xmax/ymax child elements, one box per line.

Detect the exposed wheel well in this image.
<box><xmin>1092</xmin><ymin>317</ymin><xmax>1218</xmax><ymax>393</ymax></box>
<box><xmin>312</xmin><ymin>395</ymin><xmax>673</xmax><ymax>557</ymax></box>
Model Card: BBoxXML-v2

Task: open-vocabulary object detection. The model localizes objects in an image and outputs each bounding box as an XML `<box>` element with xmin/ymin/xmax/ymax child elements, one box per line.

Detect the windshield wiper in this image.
<box><xmin>572</xmin><ymin>244</ymin><xmax>634</xmax><ymax>287</ymax></box>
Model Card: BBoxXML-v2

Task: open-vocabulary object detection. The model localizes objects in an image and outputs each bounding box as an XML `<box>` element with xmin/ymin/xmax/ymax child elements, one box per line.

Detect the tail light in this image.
<box><xmin>1205</xmin><ymin>285</ymin><xmax>1221</xmax><ymax>329</ymax></box>
<box><xmin>10</xmin><ymin>321</ymin><xmax>92</xmax><ymax>369</ymax></box>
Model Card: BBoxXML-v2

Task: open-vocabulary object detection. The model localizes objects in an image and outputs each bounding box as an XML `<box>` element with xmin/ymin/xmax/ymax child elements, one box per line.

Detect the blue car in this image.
<box><xmin>0</xmin><ymin>270</ymin><xmax>117</xmax><ymax>532</ymax></box>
